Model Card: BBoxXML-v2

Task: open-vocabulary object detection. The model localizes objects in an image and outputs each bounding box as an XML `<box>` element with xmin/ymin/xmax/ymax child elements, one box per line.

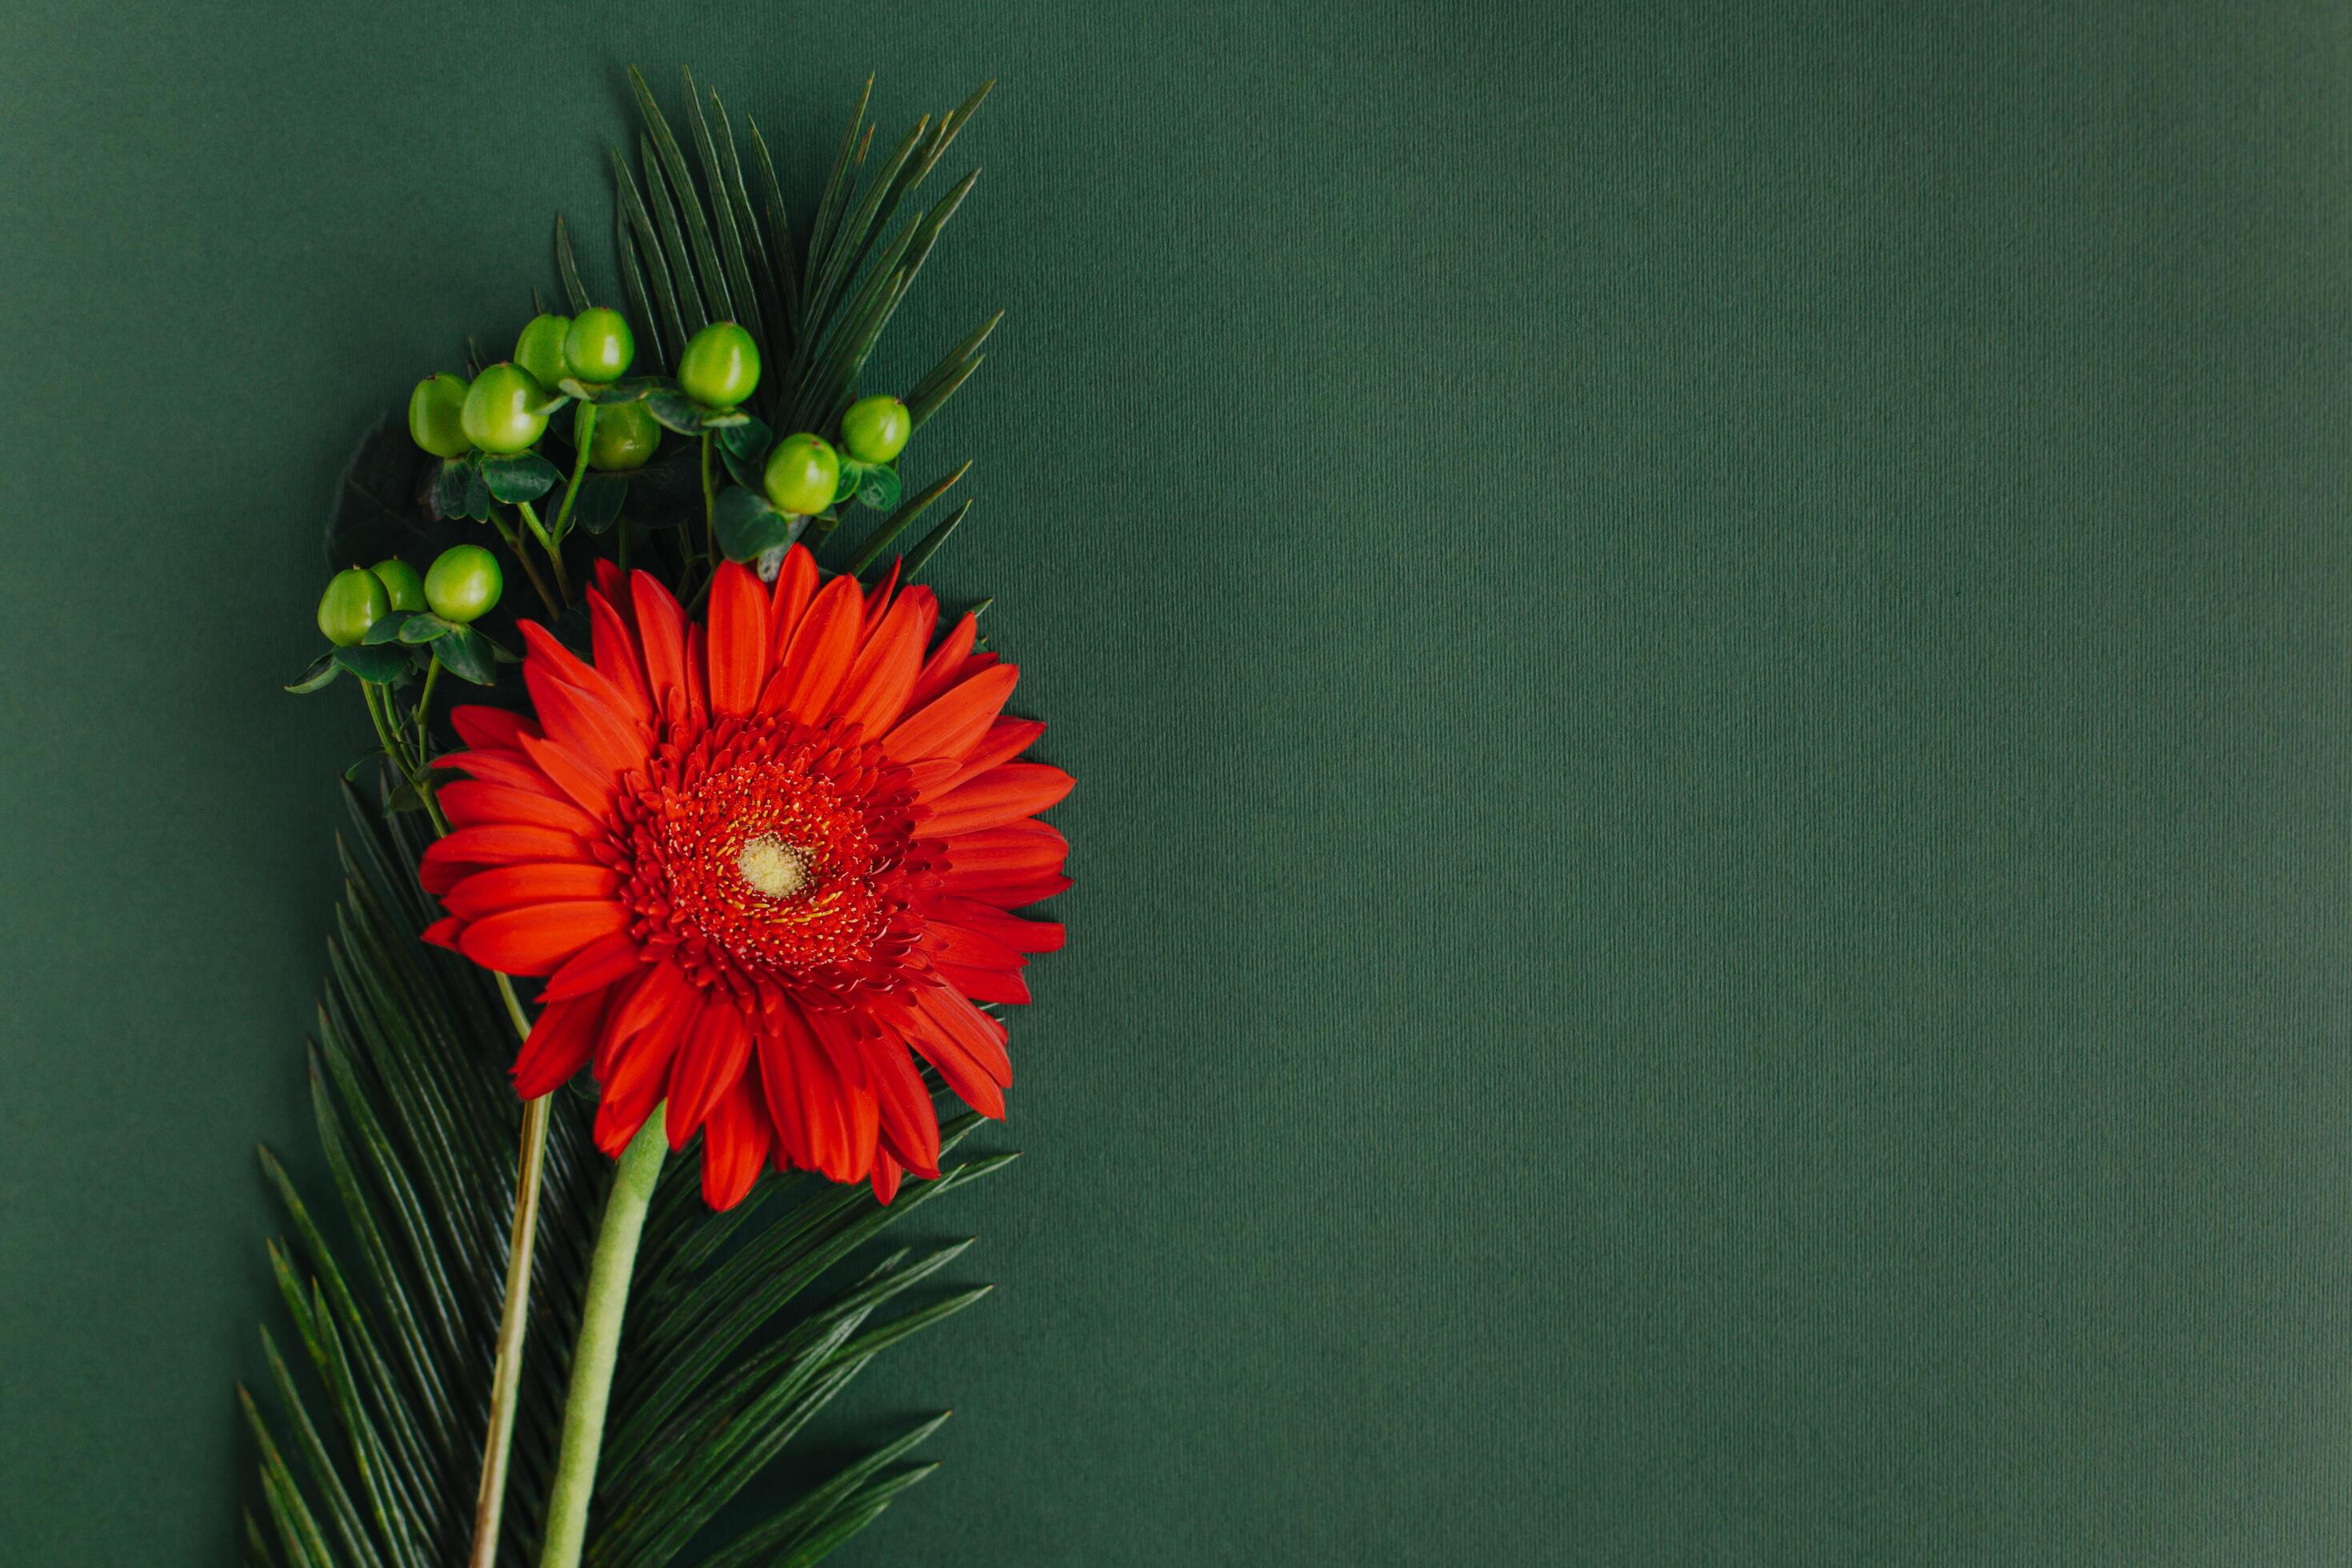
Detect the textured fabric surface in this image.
<box><xmin>2</xmin><ymin>2</ymin><xmax>2348</xmax><ymax>1563</ymax></box>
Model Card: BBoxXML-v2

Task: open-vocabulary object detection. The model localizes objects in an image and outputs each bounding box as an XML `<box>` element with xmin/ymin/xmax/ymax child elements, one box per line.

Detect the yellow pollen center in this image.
<box><xmin>736</xmin><ymin>833</ymin><xmax>811</xmax><ymax>899</ymax></box>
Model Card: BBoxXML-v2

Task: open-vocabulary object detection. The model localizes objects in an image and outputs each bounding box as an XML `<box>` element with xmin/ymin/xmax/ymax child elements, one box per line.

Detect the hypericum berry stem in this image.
<box><xmin>550</xmin><ymin>402</ymin><xmax>598</xmax><ymax>542</ymax></box>
<box><xmin>487</xmin><ymin>508</ymin><xmax>562</xmax><ymax>618</ymax></box>
<box><xmin>699</xmin><ymin>432</ymin><xmax>718</xmax><ymax>571</ymax></box>
<box><xmin>515</xmin><ymin>499</ymin><xmax>574</xmax><ymax>604</ymax></box>
<box><xmin>411</xmin><ymin>656</ymin><xmax>443</xmax><ymax>771</ymax></box>
<box><xmin>535</xmin><ymin>1105</ymin><xmax>669</xmax><ymax>1568</ymax></box>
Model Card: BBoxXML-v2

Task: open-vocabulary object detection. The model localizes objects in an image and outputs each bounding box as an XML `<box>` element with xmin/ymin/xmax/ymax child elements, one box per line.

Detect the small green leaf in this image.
<box><xmin>712</xmin><ymin>485</ymin><xmax>802</xmax><ymax>563</ymax></box>
<box><xmin>645</xmin><ymin>388</ymin><xmax>705</xmax><ymax>434</ymax></box>
<box><xmin>557</xmin><ymin>376</ymin><xmax>661</xmax><ymax>406</ymax></box>
<box><xmin>462</xmin><ymin>466</ymin><xmax>496</xmax><ymax>522</ymax></box>
<box><xmin>397</xmin><ymin>614</ymin><xmax>454</xmax><ymax>646</ymax></box>
<box><xmin>699</xmin><ymin>405</ymin><xmax>750</xmax><ymax>430</ymax></box>
<box><xmin>718</xmin><ymin>414</ymin><xmax>771</xmax><ymax>462</ymax></box>
<box><xmin>433</xmin><ymin>626</ymin><xmax>498</xmax><ymax>686</ymax></box>
<box><xmin>285</xmin><ymin>652</ymin><xmax>342</xmax><ymax>694</ymax></box>
<box><xmin>480</xmin><ymin>452</ymin><xmax>562</xmax><ymax>502</ymax></box>
<box><xmin>856</xmin><ymin>464</ymin><xmax>901</xmax><ymax>512</ymax></box>
<box><xmin>433</xmin><ymin>458</ymin><xmax>472</xmax><ymax>522</ymax></box>
<box><xmin>832</xmin><ymin>461</ymin><xmax>866</xmax><ymax>506</ymax></box>
<box><xmin>575</xmin><ymin>474</ymin><xmax>627</xmax><ymax>535</ymax></box>
<box><xmin>331</xmin><ymin>644</ymin><xmax>411</xmax><ymax>684</ymax></box>
<box><xmin>359</xmin><ymin>613</ymin><xmax>410</xmax><ymax>646</ymax></box>
<box><xmin>720</xmin><ymin>443</ymin><xmax>763</xmax><ymax>493</ymax></box>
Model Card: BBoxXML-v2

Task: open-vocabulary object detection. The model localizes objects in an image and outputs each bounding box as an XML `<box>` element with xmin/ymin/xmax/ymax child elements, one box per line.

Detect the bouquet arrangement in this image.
<box><xmin>241</xmin><ymin>69</ymin><xmax>1070</xmax><ymax>1568</ymax></box>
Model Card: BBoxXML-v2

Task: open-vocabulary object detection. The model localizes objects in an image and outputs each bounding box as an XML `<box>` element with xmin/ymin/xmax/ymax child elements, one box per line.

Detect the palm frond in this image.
<box><xmin>242</xmin><ymin>781</ymin><xmax>1009</xmax><ymax>1566</ymax></box>
<box><xmin>589</xmin><ymin>68</ymin><xmax>998</xmax><ymax>580</ymax></box>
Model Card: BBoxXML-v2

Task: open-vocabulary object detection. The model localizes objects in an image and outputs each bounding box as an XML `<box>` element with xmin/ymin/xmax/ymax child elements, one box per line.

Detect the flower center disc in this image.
<box><xmin>737</xmin><ymin>833</ymin><xmax>811</xmax><ymax>899</ymax></box>
<box><xmin>615</xmin><ymin>714</ymin><xmax>931</xmax><ymax>1002</ymax></box>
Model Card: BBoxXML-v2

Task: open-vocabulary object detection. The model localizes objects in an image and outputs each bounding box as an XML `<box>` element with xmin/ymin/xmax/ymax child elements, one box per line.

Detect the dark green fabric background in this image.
<box><xmin>4</xmin><ymin>2</ymin><xmax>2349</xmax><ymax>1562</ymax></box>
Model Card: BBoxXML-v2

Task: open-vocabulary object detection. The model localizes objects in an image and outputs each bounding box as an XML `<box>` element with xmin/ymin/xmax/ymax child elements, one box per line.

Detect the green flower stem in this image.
<box><xmin>516</xmin><ymin>500</ymin><xmax>574</xmax><ymax>605</ymax></box>
<box><xmin>536</xmin><ymin>1104</ymin><xmax>669</xmax><ymax>1568</ymax></box>
<box><xmin>550</xmin><ymin>403</ymin><xmax>598</xmax><ymax>542</ymax></box>
<box><xmin>467</xmin><ymin>1087</ymin><xmax>550</xmax><ymax>1568</ymax></box>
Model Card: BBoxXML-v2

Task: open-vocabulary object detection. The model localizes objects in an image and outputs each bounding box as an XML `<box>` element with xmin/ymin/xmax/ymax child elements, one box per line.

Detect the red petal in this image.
<box><xmin>683</xmin><ymin>623</ymin><xmax>709</xmax><ymax>726</ymax></box>
<box><xmin>513</xmin><ymin>991</ymin><xmax>604</xmax><ymax>1098</ymax></box>
<box><xmin>907</xmin><ymin>612</ymin><xmax>978</xmax><ymax>710</ymax></box>
<box><xmin>883</xmin><ymin>663</ymin><xmax>1018</xmax><ymax>765</ymax></box>
<box><xmin>832</xmin><ymin>588</ymin><xmax>929</xmax><ymax>738</ymax></box>
<box><xmin>920</xmin><ymin>763</ymin><xmax>1074</xmax><ymax>838</ymax></box>
<box><xmin>706</xmin><ymin>562</ymin><xmax>769</xmax><ymax>716</ymax></box>
<box><xmin>868</xmin><ymin>1152</ymin><xmax>903</xmax><ymax>1205</ymax></box>
<box><xmin>522</xmin><ymin>621</ymin><xmax>646</xmax><ymax>731</ymax></box>
<box><xmin>902</xmin><ymin>986</ymin><xmax>1010</xmax><ymax>1118</ymax></box>
<box><xmin>934</xmin><ymin>960</ymin><xmax>1031</xmax><ymax>1006</ymax></box>
<box><xmin>768</xmin><ymin>545</ymin><xmax>818</xmax><ymax>658</ymax></box>
<box><xmin>630</xmin><ymin>570</ymin><xmax>690</xmax><ymax>709</ymax></box>
<box><xmin>926</xmin><ymin>916</ymin><xmax>1029</xmax><ymax>974</ymax></box>
<box><xmin>666</xmin><ymin>1000</ymin><xmax>754</xmax><ymax>1145</ymax></box>
<box><xmin>450</xmin><ymin>706</ymin><xmax>533</xmax><ymax>750</ymax></box>
<box><xmin>865</xmin><ymin>1037</ymin><xmax>942</xmax><ymax>1175</ymax></box>
<box><xmin>937</xmin><ymin>896</ymin><xmax>1066</xmax><ymax>953</ymax></box>
<box><xmin>801</xmin><ymin>1008</ymin><xmax>879</xmax><ymax>1171</ymax></box>
<box><xmin>587</xmin><ymin>590</ymin><xmax>653</xmax><ymax>722</ymax></box>
<box><xmin>700</xmin><ymin>1074</ymin><xmax>768</xmax><ymax>1209</ymax></box>
<box><xmin>440</xmin><ymin>862</ymin><xmax>618</xmax><ymax>920</ymax></box>
<box><xmin>591</xmin><ymin>558</ymin><xmax>627</xmax><ymax>605</ymax></box>
<box><xmin>941</xmin><ymin>822</ymin><xmax>1068</xmax><ymax>879</ymax></box>
<box><xmin>755</xmin><ymin>1002</ymin><xmax>849</xmax><ymax>1177</ymax></box>
<box><xmin>940</xmin><ymin>718</ymin><xmax>1048</xmax><ymax>794</ymax></box>
<box><xmin>426</xmin><ymin>822</ymin><xmax>593</xmax><ymax>873</ymax></box>
<box><xmin>597</xmin><ymin>962</ymin><xmax>691</xmax><ymax>1078</ymax></box>
<box><xmin>540</xmin><ymin>929</ymin><xmax>646</xmax><ymax>1002</ymax></box>
<box><xmin>940</xmin><ymin>871</ymin><xmax>1070</xmax><ymax>907</ymax></box>
<box><xmin>594</xmin><ymin>986</ymin><xmax>691</xmax><ymax>1154</ymax></box>
<box><xmin>458</xmin><ymin>900</ymin><xmax>630</xmax><ymax>976</ymax></box>
<box><xmin>436</xmin><ymin>750</ymin><xmax>549</xmax><ymax>793</ymax></box>
<box><xmin>862</xmin><ymin>559</ymin><xmax>902</xmax><ymax>632</ymax></box>
<box><xmin>518</xmin><ymin>732</ymin><xmax>618</xmax><ymax>818</ymax></box>
<box><xmin>526</xmin><ymin>668</ymin><xmax>648</xmax><ymax>780</ymax></box>
<box><xmin>421</xmin><ymin>914</ymin><xmax>462</xmax><ymax>950</ymax></box>
<box><xmin>767</xmin><ymin>574</ymin><xmax>862</xmax><ymax>721</ymax></box>
<box><xmin>437</xmin><ymin>778</ymin><xmax>602</xmax><ymax>838</ymax></box>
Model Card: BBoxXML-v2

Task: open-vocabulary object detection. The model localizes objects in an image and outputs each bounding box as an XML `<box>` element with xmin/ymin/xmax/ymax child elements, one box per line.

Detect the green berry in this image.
<box><xmin>407</xmin><ymin>374</ymin><xmax>471</xmax><ymax>458</ymax></box>
<box><xmin>839</xmin><ymin>394</ymin><xmax>910</xmax><ymax>464</ymax></box>
<box><xmin>370</xmin><ymin>558</ymin><xmax>426</xmax><ymax>613</ymax></box>
<box><xmin>589</xmin><ymin>401</ymin><xmax>661</xmax><ymax>472</ymax></box>
<box><xmin>461</xmin><ymin>362</ymin><xmax>548</xmax><ymax>454</ymax></box>
<box><xmin>318</xmin><ymin>567</ymin><xmax>390</xmax><ymax>648</ymax></box>
<box><xmin>514</xmin><ymin>313</ymin><xmax>573</xmax><ymax>391</ymax></box>
<box><xmin>425</xmin><ymin>545</ymin><xmax>503</xmax><ymax>624</ymax></box>
<box><xmin>564</xmin><ymin>307</ymin><xmax>635</xmax><ymax>384</ymax></box>
<box><xmin>677</xmin><ymin>321</ymin><xmax>760</xmax><ymax>408</ymax></box>
<box><xmin>763</xmin><ymin>432</ymin><xmax>840</xmax><ymax>516</ymax></box>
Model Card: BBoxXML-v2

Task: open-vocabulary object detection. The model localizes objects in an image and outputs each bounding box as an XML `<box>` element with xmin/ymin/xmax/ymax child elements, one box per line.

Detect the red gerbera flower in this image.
<box><xmin>417</xmin><ymin>549</ymin><xmax>1070</xmax><ymax>1209</ymax></box>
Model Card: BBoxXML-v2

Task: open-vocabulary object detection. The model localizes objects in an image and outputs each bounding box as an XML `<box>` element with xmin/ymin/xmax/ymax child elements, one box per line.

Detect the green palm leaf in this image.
<box><xmin>602</xmin><ymin>68</ymin><xmax>997</xmax><ymax>578</ymax></box>
<box><xmin>240</xmin><ymin>781</ymin><xmax>1010</xmax><ymax>1566</ymax></box>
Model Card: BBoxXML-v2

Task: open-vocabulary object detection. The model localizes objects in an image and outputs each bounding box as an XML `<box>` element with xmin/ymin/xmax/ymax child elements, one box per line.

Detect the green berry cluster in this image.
<box><xmin>316</xmin><ymin>546</ymin><xmax>502</xmax><ymax>647</ymax></box>
<box><xmin>409</xmin><ymin>308</ymin><xmax>642</xmax><ymax>462</ymax></box>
